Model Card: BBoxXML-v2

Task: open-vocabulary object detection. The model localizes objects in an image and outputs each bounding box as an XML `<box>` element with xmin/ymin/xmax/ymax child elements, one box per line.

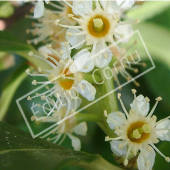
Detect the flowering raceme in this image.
<box><xmin>105</xmin><ymin>90</ymin><xmax>170</xmax><ymax>170</ymax></box>
<box><xmin>19</xmin><ymin>1</ymin><xmax>170</xmax><ymax>170</ymax></box>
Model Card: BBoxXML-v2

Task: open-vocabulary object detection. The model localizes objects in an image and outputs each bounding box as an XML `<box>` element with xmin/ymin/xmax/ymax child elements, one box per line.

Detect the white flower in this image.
<box><xmin>59</xmin><ymin>0</ymin><xmax>135</xmax><ymax>70</ymax></box>
<box><xmin>34</xmin><ymin>0</ymin><xmax>50</xmax><ymax>18</ymax></box>
<box><xmin>116</xmin><ymin>0</ymin><xmax>135</xmax><ymax>10</ymax></box>
<box><xmin>105</xmin><ymin>89</ymin><xmax>170</xmax><ymax>170</ymax></box>
<box><xmin>26</xmin><ymin>43</ymin><xmax>96</xmax><ymax>102</ymax></box>
<box><xmin>27</xmin><ymin>1</ymin><xmax>77</xmax><ymax>46</ymax></box>
<box><xmin>31</xmin><ymin>100</ymin><xmax>87</xmax><ymax>151</ymax></box>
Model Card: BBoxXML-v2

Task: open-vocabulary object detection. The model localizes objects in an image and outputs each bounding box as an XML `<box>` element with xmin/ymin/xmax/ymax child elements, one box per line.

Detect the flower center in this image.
<box><xmin>88</xmin><ymin>15</ymin><xmax>110</xmax><ymax>37</ymax></box>
<box><xmin>127</xmin><ymin>121</ymin><xmax>151</xmax><ymax>143</ymax></box>
<box><xmin>59</xmin><ymin>68</ymin><xmax>74</xmax><ymax>90</ymax></box>
<box><xmin>48</xmin><ymin>68</ymin><xmax>74</xmax><ymax>90</ymax></box>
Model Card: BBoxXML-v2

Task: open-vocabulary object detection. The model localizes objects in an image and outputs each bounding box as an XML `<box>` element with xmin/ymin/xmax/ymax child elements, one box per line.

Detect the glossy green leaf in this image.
<box><xmin>0</xmin><ymin>31</ymin><xmax>50</xmax><ymax>70</ymax></box>
<box><xmin>0</xmin><ymin>122</ymin><xmax>123</xmax><ymax>170</ymax></box>
<box><xmin>133</xmin><ymin>22</ymin><xmax>170</xmax><ymax>68</ymax></box>
<box><xmin>0</xmin><ymin>64</ymin><xmax>29</xmax><ymax>121</ymax></box>
<box><xmin>0</xmin><ymin>31</ymin><xmax>32</xmax><ymax>52</ymax></box>
<box><xmin>127</xmin><ymin>1</ymin><xmax>170</xmax><ymax>23</ymax></box>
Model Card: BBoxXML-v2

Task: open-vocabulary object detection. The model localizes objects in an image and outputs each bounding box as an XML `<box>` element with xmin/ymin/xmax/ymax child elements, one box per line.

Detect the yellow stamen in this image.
<box><xmin>142</xmin><ymin>124</ymin><xmax>151</xmax><ymax>133</ymax></box>
<box><xmin>133</xmin><ymin>129</ymin><xmax>141</xmax><ymax>139</ymax></box>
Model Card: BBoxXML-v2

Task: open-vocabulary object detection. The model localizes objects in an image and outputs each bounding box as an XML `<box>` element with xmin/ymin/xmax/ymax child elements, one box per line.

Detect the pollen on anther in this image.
<box><xmin>28</xmin><ymin>51</ymin><xmax>33</xmax><ymax>56</ymax></box>
<box><xmin>32</xmin><ymin>80</ymin><xmax>37</xmax><ymax>85</ymax></box>
<box><xmin>68</xmin><ymin>14</ymin><xmax>74</xmax><ymax>17</ymax></box>
<box><xmin>38</xmin><ymin>67</ymin><xmax>42</xmax><ymax>72</ymax></box>
<box><xmin>27</xmin><ymin>96</ymin><xmax>32</xmax><ymax>101</ymax></box>
<box><xmin>26</xmin><ymin>69</ymin><xmax>30</xmax><ymax>75</ymax></box>
<box><xmin>118</xmin><ymin>93</ymin><xmax>121</xmax><ymax>99</ymax></box>
<box><xmin>124</xmin><ymin>159</ymin><xmax>128</xmax><ymax>166</ymax></box>
<box><xmin>31</xmin><ymin>116</ymin><xmax>35</xmax><ymax>121</ymax></box>
<box><xmin>165</xmin><ymin>157</ymin><xmax>170</xmax><ymax>163</ymax></box>
<box><xmin>105</xmin><ymin>136</ymin><xmax>109</xmax><ymax>141</ymax></box>
<box><xmin>156</xmin><ymin>97</ymin><xmax>162</xmax><ymax>101</ymax></box>
<box><xmin>41</xmin><ymin>95</ymin><xmax>46</xmax><ymax>100</ymax></box>
<box><xmin>104</xmin><ymin>110</ymin><xmax>108</xmax><ymax>117</ymax></box>
<box><xmin>131</xmin><ymin>89</ymin><xmax>137</xmax><ymax>94</ymax></box>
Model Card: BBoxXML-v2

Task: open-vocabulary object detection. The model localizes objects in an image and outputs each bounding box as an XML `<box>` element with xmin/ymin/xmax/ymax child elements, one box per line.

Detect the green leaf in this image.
<box><xmin>0</xmin><ymin>31</ymin><xmax>32</xmax><ymax>52</ymax></box>
<box><xmin>0</xmin><ymin>31</ymin><xmax>51</xmax><ymax>70</ymax></box>
<box><xmin>133</xmin><ymin>22</ymin><xmax>170</xmax><ymax>68</ymax></box>
<box><xmin>127</xmin><ymin>1</ymin><xmax>170</xmax><ymax>23</ymax></box>
<box><xmin>0</xmin><ymin>64</ymin><xmax>29</xmax><ymax>121</ymax></box>
<box><xmin>154</xmin><ymin>142</ymin><xmax>170</xmax><ymax>170</ymax></box>
<box><xmin>0</xmin><ymin>122</ymin><xmax>123</xmax><ymax>170</ymax></box>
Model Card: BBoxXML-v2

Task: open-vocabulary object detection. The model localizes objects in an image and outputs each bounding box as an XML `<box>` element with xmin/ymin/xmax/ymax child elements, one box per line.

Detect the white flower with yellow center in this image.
<box><xmin>26</xmin><ymin>43</ymin><xmax>96</xmax><ymax>102</ymax></box>
<box><xmin>105</xmin><ymin>90</ymin><xmax>170</xmax><ymax>170</ymax></box>
<box><xmin>59</xmin><ymin>0</ymin><xmax>135</xmax><ymax>70</ymax></box>
<box><xmin>31</xmin><ymin>100</ymin><xmax>87</xmax><ymax>151</ymax></box>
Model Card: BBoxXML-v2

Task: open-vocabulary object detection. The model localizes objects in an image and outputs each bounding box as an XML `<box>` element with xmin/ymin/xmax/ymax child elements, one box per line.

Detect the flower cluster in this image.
<box><xmin>25</xmin><ymin>0</ymin><xmax>140</xmax><ymax>150</ymax></box>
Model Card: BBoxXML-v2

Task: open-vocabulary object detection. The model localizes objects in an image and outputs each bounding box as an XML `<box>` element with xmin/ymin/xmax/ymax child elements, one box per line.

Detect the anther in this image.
<box><xmin>41</xmin><ymin>95</ymin><xmax>46</xmax><ymax>100</ymax></box>
<box><xmin>55</xmin><ymin>19</ymin><xmax>60</xmax><ymax>25</ymax></box>
<box><xmin>124</xmin><ymin>159</ymin><xmax>128</xmax><ymax>166</ymax></box>
<box><xmin>38</xmin><ymin>67</ymin><xmax>42</xmax><ymax>72</ymax></box>
<box><xmin>68</xmin><ymin>14</ymin><xmax>74</xmax><ymax>17</ymax></box>
<box><xmin>105</xmin><ymin>136</ymin><xmax>110</xmax><ymax>141</ymax></box>
<box><xmin>26</xmin><ymin>69</ymin><xmax>30</xmax><ymax>75</ymax></box>
<box><xmin>104</xmin><ymin>110</ymin><xmax>108</xmax><ymax>117</ymax></box>
<box><xmin>165</xmin><ymin>157</ymin><xmax>170</xmax><ymax>163</ymax></box>
<box><xmin>27</xmin><ymin>96</ymin><xmax>32</xmax><ymax>101</ymax></box>
<box><xmin>32</xmin><ymin>80</ymin><xmax>37</xmax><ymax>85</ymax></box>
<box><xmin>156</xmin><ymin>97</ymin><xmax>162</xmax><ymax>101</ymax></box>
<box><xmin>131</xmin><ymin>89</ymin><xmax>137</xmax><ymax>94</ymax></box>
<box><xmin>118</xmin><ymin>93</ymin><xmax>121</xmax><ymax>99</ymax></box>
<box><xmin>31</xmin><ymin>116</ymin><xmax>35</xmax><ymax>121</ymax></box>
<box><xmin>28</xmin><ymin>51</ymin><xmax>33</xmax><ymax>56</ymax></box>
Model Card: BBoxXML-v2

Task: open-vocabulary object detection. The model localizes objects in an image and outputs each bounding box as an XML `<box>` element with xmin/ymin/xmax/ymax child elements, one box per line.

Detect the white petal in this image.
<box><xmin>110</xmin><ymin>141</ymin><xmax>127</xmax><ymax>157</ymax></box>
<box><xmin>68</xmin><ymin>134</ymin><xmax>81</xmax><ymax>151</ymax></box>
<box><xmin>72</xmin><ymin>1</ymin><xmax>92</xmax><ymax>16</ymax></box>
<box><xmin>34</xmin><ymin>1</ymin><xmax>44</xmax><ymax>18</ymax></box>
<box><xmin>73</xmin><ymin>122</ymin><xmax>88</xmax><ymax>136</ymax></box>
<box><xmin>70</xmin><ymin>49</ymin><xmax>94</xmax><ymax>73</ymax></box>
<box><xmin>61</xmin><ymin>42</ymin><xmax>71</xmax><ymax>60</ymax></box>
<box><xmin>76</xmin><ymin>80</ymin><xmax>96</xmax><ymax>101</ymax></box>
<box><xmin>115</xmin><ymin>24</ymin><xmax>133</xmax><ymax>43</ymax></box>
<box><xmin>130</xmin><ymin>95</ymin><xmax>150</xmax><ymax>116</ymax></box>
<box><xmin>64</xmin><ymin>97</ymin><xmax>82</xmax><ymax>110</ymax></box>
<box><xmin>38</xmin><ymin>45</ymin><xmax>53</xmax><ymax>56</ymax></box>
<box><xmin>116</xmin><ymin>0</ymin><xmax>135</xmax><ymax>10</ymax></box>
<box><xmin>137</xmin><ymin>146</ymin><xmax>155</xmax><ymax>170</ymax></box>
<box><xmin>45</xmin><ymin>0</ymin><xmax>50</xmax><ymax>4</ymax></box>
<box><xmin>156</xmin><ymin>119</ymin><xmax>170</xmax><ymax>141</ymax></box>
<box><xmin>94</xmin><ymin>44</ymin><xmax>113</xmax><ymax>68</ymax></box>
<box><xmin>107</xmin><ymin>112</ymin><xmax>125</xmax><ymax>130</ymax></box>
<box><xmin>66</xmin><ymin>28</ymin><xmax>85</xmax><ymax>49</ymax></box>
<box><xmin>100</xmin><ymin>0</ymin><xmax>119</xmax><ymax>14</ymax></box>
